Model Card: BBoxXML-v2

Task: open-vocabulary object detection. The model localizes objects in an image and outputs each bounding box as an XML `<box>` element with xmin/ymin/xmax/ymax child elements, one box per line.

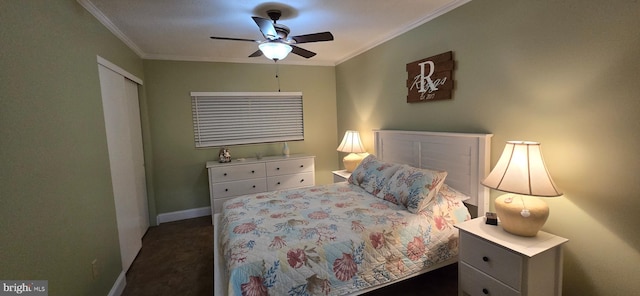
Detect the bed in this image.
<box><xmin>213</xmin><ymin>130</ymin><xmax>492</xmax><ymax>296</ymax></box>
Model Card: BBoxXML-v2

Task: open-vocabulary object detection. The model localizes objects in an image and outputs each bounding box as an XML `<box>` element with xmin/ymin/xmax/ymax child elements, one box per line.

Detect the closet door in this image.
<box><xmin>98</xmin><ymin>64</ymin><xmax>148</xmax><ymax>272</ymax></box>
<box><xmin>123</xmin><ymin>78</ymin><xmax>149</xmax><ymax>238</ymax></box>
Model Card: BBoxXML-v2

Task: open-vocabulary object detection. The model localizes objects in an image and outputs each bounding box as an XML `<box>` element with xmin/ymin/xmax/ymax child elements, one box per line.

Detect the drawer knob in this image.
<box><xmin>300</xmin><ymin>179</ymin><xmax>304</xmax><ymax>183</ymax></box>
<box><xmin>300</xmin><ymin>165</ymin><xmax>304</xmax><ymax>168</ymax></box>
<box><xmin>276</xmin><ymin>167</ymin><xmax>280</xmax><ymax>170</ymax></box>
<box><xmin>252</xmin><ymin>185</ymin><xmax>256</xmax><ymax>188</ymax></box>
<box><xmin>277</xmin><ymin>182</ymin><xmax>281</xmax><ymax>185</ymax></box>
<box><xmin>482</xmin><ymin>256</ymin><xmax>490</xmax><ymax>262</ymax></box>
<box><xmin>251</xmin><ymin>170</ymin><xmax>255</xmax><ymax>173</ymax></box>
<box><xmin>225</xmin><ymin>189</ymin><xmax>229</xmax><ymax>192</ymax></box>
<box><xmin>482</xmin><ymin>288</ymin><xmax>489</xmax><ymax>295</ymax></box>
<box><xmin>223</xmin><ymin>173</ymin><xmax>227</xmax><ymax>176</ymax></box>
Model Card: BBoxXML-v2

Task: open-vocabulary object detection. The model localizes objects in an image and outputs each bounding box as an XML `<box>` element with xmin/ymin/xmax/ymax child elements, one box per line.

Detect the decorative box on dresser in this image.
<box><xmin>455</xmin><ymin>217</ymin><xmax>568</xmax><ymax>296</ymax></box>
<box><xmin>206</xmin><ymin>154</ymin><xmax>315</xmax><ymax>221</ymax></box>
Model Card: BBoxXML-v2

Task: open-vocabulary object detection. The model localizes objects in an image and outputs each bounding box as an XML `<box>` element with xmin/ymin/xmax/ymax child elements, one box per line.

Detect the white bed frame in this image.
<box><xmin>213</xmin><ymin>130</ymin><xmax>492</xmax><ymax>295</ymax></box>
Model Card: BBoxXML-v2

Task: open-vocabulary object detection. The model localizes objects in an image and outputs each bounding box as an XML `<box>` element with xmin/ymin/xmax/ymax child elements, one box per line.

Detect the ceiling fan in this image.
<box><xmin>210</xmin><ymin>10</ymin><xmax>334</xmax><ymax>61</ymax></box>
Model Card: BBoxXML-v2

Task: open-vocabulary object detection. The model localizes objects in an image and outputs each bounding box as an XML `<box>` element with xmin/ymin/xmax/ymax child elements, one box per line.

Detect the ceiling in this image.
<box><xmin>79</xmin><ymin>0</ymin><xmax>469</xmax><ymax>66</ymax></box>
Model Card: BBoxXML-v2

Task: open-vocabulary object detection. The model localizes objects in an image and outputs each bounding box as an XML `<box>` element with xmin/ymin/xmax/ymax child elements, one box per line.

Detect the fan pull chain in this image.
<box><xmin>275</xmin><ymin>61</ymin><xmax>281</xmax><ymax>92</ymax></box>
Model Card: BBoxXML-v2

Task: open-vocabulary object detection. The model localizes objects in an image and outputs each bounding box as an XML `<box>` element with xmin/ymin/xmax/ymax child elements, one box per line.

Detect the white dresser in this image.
<box><xmin>206</xmin><ymin>154</ymin><xmax>315</xmax><ymax>218</ymax></box>
<box><xmin>455</xmin><ymin>217</ymin><xmax>568</xmax><ymax>296</ymax></box>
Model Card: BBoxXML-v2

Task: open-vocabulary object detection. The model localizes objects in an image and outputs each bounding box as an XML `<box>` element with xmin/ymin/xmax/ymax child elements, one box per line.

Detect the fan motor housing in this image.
<box><xmin>274</xmin><ymin>23</ymin><xmax>290</xmax><ymax>39</ymax></box>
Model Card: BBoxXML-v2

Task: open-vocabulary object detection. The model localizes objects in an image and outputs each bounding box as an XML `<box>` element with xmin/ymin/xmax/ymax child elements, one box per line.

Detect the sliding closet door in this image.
<box><xmin>98</xmin><ymin>64</ymin><xmax>148</xmax><ymax>272</ymax></box>
<box><xmin>123</xmin><ymin>78</ymin><xmax>150</xmax><ymax>237</ymax></box>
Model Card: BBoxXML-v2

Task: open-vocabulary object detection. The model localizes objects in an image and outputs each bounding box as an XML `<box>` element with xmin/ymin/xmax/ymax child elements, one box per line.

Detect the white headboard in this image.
<box><xmin>373</xmin><ymin>130</ymin><xmax>493</xmax><ymax>216</ymax></box>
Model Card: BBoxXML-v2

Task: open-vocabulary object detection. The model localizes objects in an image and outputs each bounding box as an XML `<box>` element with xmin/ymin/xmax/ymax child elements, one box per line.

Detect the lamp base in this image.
<box><xmin>343</xmin><ymin>153</ymin><xmax>367</xmax><ymax>172</ymax></box>
<box><xmin>495</xmin><ymin>194</ymin><xmax>549</xmax><ymax>237</ymax></box>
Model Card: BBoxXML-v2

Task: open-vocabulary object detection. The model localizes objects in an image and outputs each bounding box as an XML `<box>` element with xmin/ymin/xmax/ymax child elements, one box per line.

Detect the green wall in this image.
<box><xmin>336</xmin><ymin>0</ymin><xmax>640</xmax><ymax>295</ymax></box>
<box><xmin>3</xmin><ymin>0</ymin><xmax>638</xmax><ymax>295</ymax></box>
<box><xmin>1</xmin><ymin>2</ymin><xmax>337</xmax><ymax>293</ymax></box>
<box><xmin>142</xmin><ymin>60</ymin><xmax>338</xmax><ymax>217</ymax></box>
<box><xmin>0</xmin><ymin>1</ymin><xmax>144</xmax><ymax>295</ymax></box>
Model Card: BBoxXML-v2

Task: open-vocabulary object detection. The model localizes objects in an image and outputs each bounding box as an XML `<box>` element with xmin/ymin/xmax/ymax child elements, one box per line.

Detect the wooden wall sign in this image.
<box><xmin>406</xmin><ymin>51</ymin><xmax>454</xmax><ymax>103</ymax></box>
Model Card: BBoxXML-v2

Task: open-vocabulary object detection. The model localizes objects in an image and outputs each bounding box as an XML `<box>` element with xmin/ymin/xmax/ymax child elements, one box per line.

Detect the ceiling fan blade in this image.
<box><xmin>248</xmin><ymin>50</ymin><xmax>263</xmax><ymax>58</ymax></box>
<box><xmin>252</xmin><ymin>16</ymin><xmax>277</xmax><ymax>39</ymax></box>
<box><xmin>210</xmin><ymin>36</ymin><xmax>259</xmax><ymax>42</ymax></box>
<box><xmin>291</xmin><ymin>32</ymin><xmax>334</xmax><ymax>44</ymax></box>
<box><xmin>291</xmin><ymin>45</ymin><xmax>316</xmax><ymax>59</ymax></box>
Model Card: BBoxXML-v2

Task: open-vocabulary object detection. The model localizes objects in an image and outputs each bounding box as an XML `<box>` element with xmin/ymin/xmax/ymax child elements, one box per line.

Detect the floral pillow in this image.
<box><xmin>438</xmin><ymin>183</ymin><xmax>471</xmax><ymax>202</ymax></box>
<box><xmin>378</xmin><ymin>165</ymin><xmax>448</xmax><ymax>213</ymax></box>
<box><xmin>428</xmin><ymin>184</ymin><xmax>472</xmax><ymax>229</ymax></box>
<box><xmin>348</xmin><ymin>154</ymin><xmax>402</xmax><ymax>197</ymax></box>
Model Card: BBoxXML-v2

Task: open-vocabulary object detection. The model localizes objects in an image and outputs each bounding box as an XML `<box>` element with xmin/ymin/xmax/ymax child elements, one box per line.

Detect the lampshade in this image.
<box><xmin>482</xmin><ymin>141</ymin><xmax>562</xmax><ymax>197</ymax></box>
<box><xmin>337</xmin><ymin>130</ymin><xmax>367</xmax><ymax>172</ymax></box>
<box><xmin>337</xmin><ymin>130</ymin><xmax>366</xmax><ymax>153</ymax></box>
<box><xmin>482</xmin><ymin>141</ymin><xmax>561</xmax><ymax>237</ymax></box>
<box><xmin>258</xmin><ymin>42</ymin><xmax>292</xmax><ymax>61</ymax></box>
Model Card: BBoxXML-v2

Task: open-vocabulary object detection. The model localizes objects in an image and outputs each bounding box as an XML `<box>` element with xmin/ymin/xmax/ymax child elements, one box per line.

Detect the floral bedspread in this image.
<box><xmin>219</xmin><ymin>182</ymin><xmax>469</xmax><ymax>296</ymax></box>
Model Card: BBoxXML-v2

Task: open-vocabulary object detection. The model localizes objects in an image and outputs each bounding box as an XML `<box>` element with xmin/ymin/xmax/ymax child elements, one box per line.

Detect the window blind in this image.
<box><xmin>191</xmin><ymin>92</ymin><xmax>304</xmax><ymax>147</ymax></box>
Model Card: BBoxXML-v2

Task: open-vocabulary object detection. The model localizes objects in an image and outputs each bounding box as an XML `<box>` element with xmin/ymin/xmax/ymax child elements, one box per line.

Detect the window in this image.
<box><xmin>191</xmin><ymin>92</ymin><xmax>304</xmax><ymax>147</ymax></box>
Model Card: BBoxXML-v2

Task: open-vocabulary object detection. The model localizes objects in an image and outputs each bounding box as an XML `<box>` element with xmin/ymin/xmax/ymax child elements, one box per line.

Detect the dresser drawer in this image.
<box><xmin>267</xmin><ymin>172</ymin><xmax>314</xmax><ymax>191</ymax></box>
<box><xmin>266</xmin><ymin>158</ymin><xmax>314</xmax><ymax>176</ymax></box>
<box><xmin>206</xmin><ymin>155</ymin><xmax>316</xmax><ymax>224</ymax></box>
<box><xmin>460</xmin><ymin>262</ymin><xmax>520</xmax><ymax>296</ymax></box>
<box><xmin>209</xmin><ymin>163</ymin><xmax>266</xmax><ymax>182</ymax></box>
<box><xmin>211</xmin><ymin>179</ymin><xmax>267</xmax><ymax>199</ymax></box>
<box><xmin>460</xmin><ymin>232</ymin><xmax>523</xmax><ymax>290</ymax></box>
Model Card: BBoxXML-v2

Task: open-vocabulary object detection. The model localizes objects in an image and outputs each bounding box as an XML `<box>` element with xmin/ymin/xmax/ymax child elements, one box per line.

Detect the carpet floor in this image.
<box><xmin>121</xmin><ymin>216</ymin><xmax>458</xmax><ymax>295</ymax></box>
<box><xmin>122</xmin><ymin>216</ymin><xmax>214</xmax><ymax>296</ymax></box>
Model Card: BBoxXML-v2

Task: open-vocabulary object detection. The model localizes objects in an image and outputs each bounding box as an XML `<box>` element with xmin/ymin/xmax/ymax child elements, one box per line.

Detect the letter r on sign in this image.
<box><xmin>418</xmin><ymin>61</ymin><xmax>438</xmax><ymax>93</ymax></box>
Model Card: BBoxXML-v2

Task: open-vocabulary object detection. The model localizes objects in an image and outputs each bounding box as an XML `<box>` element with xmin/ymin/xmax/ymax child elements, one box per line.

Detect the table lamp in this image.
<box><xmin>482</xmin><ymin>141</ymin><xmax>562</xmax><ymax>236</ymax></box>
<box><xmin>336</xmin><ymin>130</ymin><xmax>367</xmax><ymax>172</ymax></box>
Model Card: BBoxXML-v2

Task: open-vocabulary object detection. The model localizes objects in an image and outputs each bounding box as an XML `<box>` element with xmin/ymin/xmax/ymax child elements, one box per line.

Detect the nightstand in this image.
<box><xmin>455</xmin><ymin>217</ymin><xmax>568</xmax><ymax>296</ymax></box>
<box><xmin>332</xmin><ymin>170</ymin><xmax>351</xmax><ymax>183</ymax></box>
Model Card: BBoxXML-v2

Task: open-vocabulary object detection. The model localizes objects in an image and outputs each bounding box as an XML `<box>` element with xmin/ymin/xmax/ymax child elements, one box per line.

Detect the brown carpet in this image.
<box><xmin>121</xmin><ymin>216</ymin><xmax>458</xmax><ymax>295</ymax></box>
<box><xmin>122</xmin><ymin>216</ymin><xmax>214</xmax><ymax>296</ymax></box>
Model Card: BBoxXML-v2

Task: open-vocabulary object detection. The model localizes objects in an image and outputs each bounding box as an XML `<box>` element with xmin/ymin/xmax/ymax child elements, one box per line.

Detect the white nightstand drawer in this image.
<box><xmin>456</xmin><ymin>218</ymin><xmax>568</xmax><ymax>296</ymax></box>
<box><xmin>460</xmin><ymin>262</ymin><xmax>520</xmax><ymax>296</ymax></box>
<box><xmin>209</xmin><ymin>163</ymin><xmax>266</xmax><ymax>182</ymax></box>
<box><xmin>266</xmin><ymin>158</ymin><xmax>314</xmax><ymax>176</ymax></box>
<box><xmin>267</xmin><ymin>172</ymin><xmax>314</xmax><ymax>191</ymax></box>
<box><xmin>212</xmin><ymin>179</ymin><xmax>267</xmax><ymax>198</ymax></box>
<box><xmin>460</xmin><ymin>232</ymin><xmax>523</xmax><ymax>290</ymax></box>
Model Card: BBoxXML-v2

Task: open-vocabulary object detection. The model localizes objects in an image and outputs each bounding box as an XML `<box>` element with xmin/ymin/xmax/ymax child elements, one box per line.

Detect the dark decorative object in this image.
<box><xmin>218</xmin><ymin>147</ymin><xmax>231</xmax><ymax>163</ymax></box>
<box><xmin>485</xmin><ymin>212</ymin><xmax>498</xmax><ymax>225</ymax></box>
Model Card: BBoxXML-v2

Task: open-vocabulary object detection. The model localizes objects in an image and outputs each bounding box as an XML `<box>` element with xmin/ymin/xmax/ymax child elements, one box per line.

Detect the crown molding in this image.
<box><xmin>78</xmin><ymin>0</ymin><xmax>470</xmax><ymax>67</ymax></box>
<box><xmin>77</xmin><ymin>0</ymin><xmax>145</xmax><ymax>58</ymax></box>
<box><xmin>335</xmin><ymin>0</ymin><xmax>472</xmax><ymax>65</ymax></box>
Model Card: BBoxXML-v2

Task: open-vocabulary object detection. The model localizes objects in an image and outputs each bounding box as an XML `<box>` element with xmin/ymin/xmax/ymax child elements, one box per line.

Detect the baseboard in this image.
<box><xmin>108</xmin><ymin>271</ymin><xmax>126</xmax><ymax>296</ymax></box>
<box><xmin>156</xmin><ymin>206</ymin><xmax>211</xmax><ymax>224</ymax></box>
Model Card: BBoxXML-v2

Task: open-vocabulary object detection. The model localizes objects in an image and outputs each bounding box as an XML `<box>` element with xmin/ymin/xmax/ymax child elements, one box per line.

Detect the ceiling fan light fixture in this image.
<box><xmin>258</xmin><ymin>42</ymin><xmax>292</xmax><ymax>61</ymax></box>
